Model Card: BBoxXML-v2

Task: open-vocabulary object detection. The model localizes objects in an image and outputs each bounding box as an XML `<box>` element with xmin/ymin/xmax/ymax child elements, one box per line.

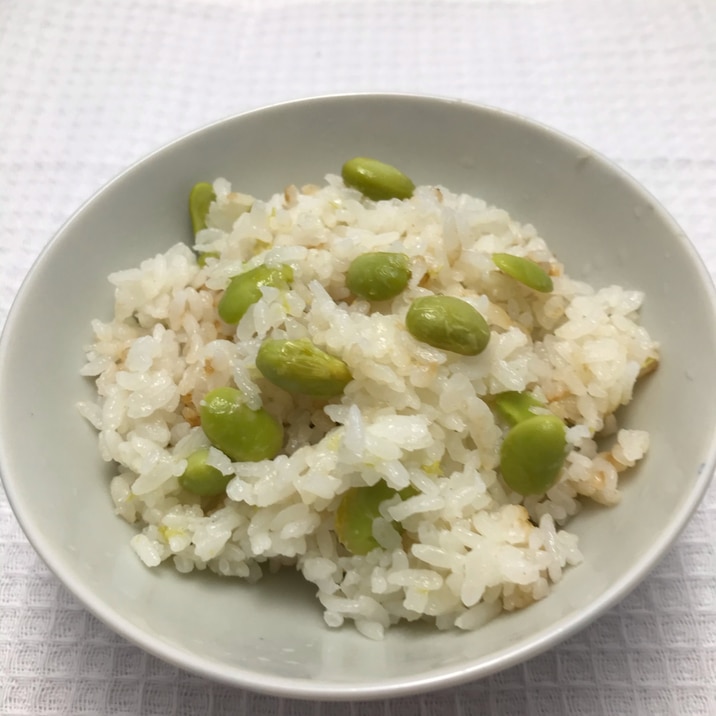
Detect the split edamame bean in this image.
<box><xmin>189</xmin><ymin>182</ymin><xmax>216</xmax><ymax>234</ymax></box>
<box><xmin>218</xmin><ymin>264</ymin><xmax>294</xmax><ymax>324</ymax></box>
<box><xmin>341</xmin><ymin>157</ymin><xmax>415</xmax><ymax>201</ymax></box>
<box><xmin>406</xmin><ymin>295</ymin><xmax>491</xmax><ymax>356</ymax></box>
<box><xmin>499</xmin><ymin>414</ymin><xmax>567</xmax><ymax>496</ymax></box>
<box><xmin>346</xmin><ymin>252</ymin><xmax>411</xmax><ymax>301</ymax></box>
<box><xmin>335</xmin><ymin>481</ymin><xmax>410</xmax><ymax>555</ymax></box>
<box><xmin>492</xmin><ymin>253</ymin><xmax>553</xmax><ymax>293</ymax></box>
<box><xmin>197</xmin><ymin>251</ymin><xmax>219</xmax><ymax>267</ymax></box>
<box><xmin>492</xmin><ymin>390</ymin><xmax>547</xmax><ymax>427</ymax></box>
<box><xmin>256</xmin><ymin>339</ymin><xmax>352</xmax><ymax>397</ymax></box>
<box><xmin>200</xmin><ymin>387</ymin><xmax>283</xmax><ymax>462</ymax></box>
<box><xmin>179</xmin><ymin>447</ymin><xmax>232</xmax><ymax>496</ymax></box>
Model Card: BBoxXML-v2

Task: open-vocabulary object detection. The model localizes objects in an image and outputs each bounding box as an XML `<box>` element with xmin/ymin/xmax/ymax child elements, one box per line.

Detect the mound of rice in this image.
<box><xmin>78</xmin><ymin>174</ymin><xmax>658</xmax><ymax>639</ymax></box>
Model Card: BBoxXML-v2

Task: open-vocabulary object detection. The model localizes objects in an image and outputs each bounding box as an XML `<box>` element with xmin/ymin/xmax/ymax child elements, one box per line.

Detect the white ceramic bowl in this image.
<box><xmin>1</xmin><ymin>94</ymin><xmax>715</xmax><ymax>700</ymax></box>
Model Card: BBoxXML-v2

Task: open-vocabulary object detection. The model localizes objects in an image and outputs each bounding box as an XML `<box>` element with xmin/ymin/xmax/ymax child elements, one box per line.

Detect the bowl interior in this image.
<box><xmin>1</xmin><ymin>94</ymin><xmax>715</xmax><ymax>699</ymax></box>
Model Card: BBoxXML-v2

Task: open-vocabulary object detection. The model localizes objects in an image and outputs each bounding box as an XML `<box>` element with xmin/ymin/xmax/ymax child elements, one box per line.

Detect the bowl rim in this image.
<box><xmin>1</xmin><ymin>91</ymin><xmax>715</xmax><ymax>700</ymax></box>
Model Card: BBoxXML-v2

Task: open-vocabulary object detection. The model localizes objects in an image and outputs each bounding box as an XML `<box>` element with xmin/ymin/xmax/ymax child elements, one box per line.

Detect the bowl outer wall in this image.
<box><xmin>0</xmin><ymin>94</ymin><xmax>715</xmax><ymax>700</ymax></box>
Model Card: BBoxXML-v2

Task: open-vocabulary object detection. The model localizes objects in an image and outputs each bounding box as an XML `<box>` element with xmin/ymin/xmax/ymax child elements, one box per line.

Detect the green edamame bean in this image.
<box><xmin>335</xmin><ymin>481</ymin><xmax>401</xmax><ymax>555</ymax></box>
<box><xmin>398</xmin><ymin>485</ymin><xmax>419</xmax><ymax>500</ymax></box>
<box><xmin>492</xmin><ymin>391</ymin><xmax>547</xmax><ymax>427</ymax></box>
<box><xmin>200</xmin><ymin>387</ymin><xmax>283</xmax><ymax>462</ymax></box>
<box><xmin>346</xmin><ymin>252</ymin><xmax>411</xmax><ymax>301</ymax></box>
<box><xmin>218</xmin><ymin>264</ymin><xmax>294</xmax><ymax>324</ymax></box>
<box><xmin>179</xmin><ymin>447</ymin><xmax>232</xmax><ymax>496</ymax></box>
<box><xmin>197</xmin><ymin>251</ymin><xmax>219</xmax><ymax>267</ymax></box>
<box><xmin>492</xmin><ymin>253</ymin><xmax>553</xmax><ymax>293</ymax></box>
<box><xmin>499</xmin><ymin>414</ymin><xmax>567</xmax><ymax>496</ymax></box>
<box><xmin>341</xmin><ymin>157</ymin><xmax>415</xmax><ymax>201</ymax></box>
<box><xmin>189</xmin><ymin>182</ymin><xmax>216</xmax><ymax>234</ymax></box>
<box><xmin>406</xmin><ymin>295</ymin><xmax>491</xmax><ymax>356</ymax></box>
<box><xmin>256</xmin><ymin>339</ymin><xmax>352</xmax><ymax>397</ymax></box>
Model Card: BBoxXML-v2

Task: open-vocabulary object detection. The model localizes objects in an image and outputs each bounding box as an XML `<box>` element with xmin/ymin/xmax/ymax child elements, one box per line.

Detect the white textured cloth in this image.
<box><xmin>1</xmin><ymin>0</ymin><xmax>715</xmax><ymax>713</ymax></box>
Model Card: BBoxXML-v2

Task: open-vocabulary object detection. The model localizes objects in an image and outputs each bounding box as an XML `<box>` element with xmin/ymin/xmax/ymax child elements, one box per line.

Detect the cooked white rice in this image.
<box><xmin>78</xmin><ymin>174</ymin><xmax>658</xmax><ymax>638</ymax></box>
